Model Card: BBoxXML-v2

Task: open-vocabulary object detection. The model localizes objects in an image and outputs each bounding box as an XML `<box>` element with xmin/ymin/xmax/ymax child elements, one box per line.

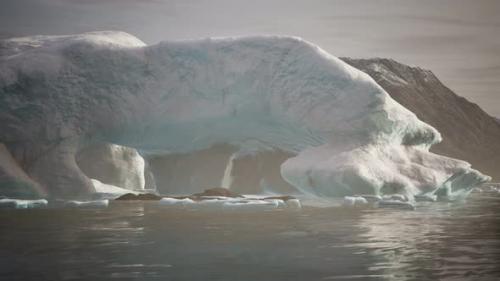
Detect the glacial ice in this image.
<box><xmin>377</xmin><ymin>200</ymin><xmax>416</xmax><ymax>211</ymax></box>
<box><xmin>91</xmin><ymin>179</ymin><xmax>139</xmax><ymax>200</ymax></box>
<box><xmin>222</xmin><ymin>199</ymin><xmax>283</xmax><ymax>210</ymax></box>
<box><xmin>159</xmin><ymin>198</ymin><xmax>195</xmax><ymax>206</ymax></box>
<box><xmin>0</xmin><ymin>143</ymin><xmax>46</xmax><ymax>198</ymax></box>
<box><xmin>0</xmin><ymin>31</ymin><xmax>490</xmax><ymax>200</ymax></box>
<box><xmin>77</xmin><ymin>143</ymin><xmax>145</xmax><ymax>191</ymax></box>
<box><xmin>414</xmin><ymin>194</ymin><xmax>438</xmax><ymax>202</ymax></box>
<box><xmin>343</xmin><ymin>196</ymin><xmax>369</xmax><ymax>207</ymax></box>
<box><xmin>158</xmin><ymin>196</ymin><xmax>298</xmax><ymax>211</ymax></box>
<box><xmin>284</xmin><ymin>198</ymin><xmax>302</xmax><ymax>209</ymax></box>
<box><xmin>0</xmin><ymin>198</ymin><xmax>48</xmax><ymax>209</ymax></box>
<box><xmin>64</xmin><ymin>199</ymin><xmax>109</xmax><ymax>208</ymax></box>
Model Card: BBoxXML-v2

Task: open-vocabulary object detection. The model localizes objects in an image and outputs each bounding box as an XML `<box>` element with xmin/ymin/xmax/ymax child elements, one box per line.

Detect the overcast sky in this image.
<box><xmin>1</xmin><ymin>0</ymin><xmax>499</xmax><ymax>117</ymax></box>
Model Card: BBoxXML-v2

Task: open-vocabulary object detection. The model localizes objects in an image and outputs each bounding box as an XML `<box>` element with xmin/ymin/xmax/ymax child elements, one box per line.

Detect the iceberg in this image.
<box><xmin>0</xmin><ymin>31</ymin><xmax>490</xmax><ymax>200</ymax></box>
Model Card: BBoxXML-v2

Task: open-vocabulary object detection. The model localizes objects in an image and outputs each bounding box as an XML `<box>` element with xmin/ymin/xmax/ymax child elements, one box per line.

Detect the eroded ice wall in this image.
<box><xmin>0</xmin><ymin>143</ymin><xmax>45</xmax><ymax>198</ymax></box>
<box><xmin>77</xmin><ymin>143</ymin><xmax>145</xmax><ymax>191</ymax></box>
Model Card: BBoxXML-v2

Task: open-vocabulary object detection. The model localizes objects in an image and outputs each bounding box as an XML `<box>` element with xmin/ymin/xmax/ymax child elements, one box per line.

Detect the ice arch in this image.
<box><xmin>0</xmin><ymin>31</ymin><xmax>489</xmax><ymax>199</ymax></box>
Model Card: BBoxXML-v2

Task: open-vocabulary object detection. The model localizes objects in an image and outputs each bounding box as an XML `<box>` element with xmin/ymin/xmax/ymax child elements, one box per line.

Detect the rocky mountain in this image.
<box><xmin>342</xmin><ymin>58</ymin><xmax>500</xmax><ymax>181</ymax></box>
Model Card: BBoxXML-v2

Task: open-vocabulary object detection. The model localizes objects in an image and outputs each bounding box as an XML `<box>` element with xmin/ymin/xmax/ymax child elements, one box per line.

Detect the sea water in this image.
<box><xmin>0</xmin><ymin>190</ymin><xmax>499</xmax><ymax>281</ymax></box>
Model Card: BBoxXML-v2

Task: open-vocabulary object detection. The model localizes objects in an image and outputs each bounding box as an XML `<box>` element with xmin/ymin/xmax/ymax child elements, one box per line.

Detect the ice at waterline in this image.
<box><xmin>0</xmin><ymin>31</ymin><xmax>490</xmax><ymax>201</ymax></box>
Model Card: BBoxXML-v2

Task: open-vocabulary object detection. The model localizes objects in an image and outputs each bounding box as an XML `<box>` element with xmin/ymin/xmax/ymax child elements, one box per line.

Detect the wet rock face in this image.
<box><xmin>77</xmin><ymin>143</ymin><xmax>145</xmax><ymax>191</ymax></box>
<box><xmin>342</xmin><ymin>58</ymin><xmax>500</xmax><ymax>181</ymax></box>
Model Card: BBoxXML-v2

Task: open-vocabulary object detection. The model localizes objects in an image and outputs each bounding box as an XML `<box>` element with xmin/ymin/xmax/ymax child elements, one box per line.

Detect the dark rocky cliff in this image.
<box><xmin>342</xmin><ymin>58</ymin><xmax>500</xmax><ymax>181</ymax></box>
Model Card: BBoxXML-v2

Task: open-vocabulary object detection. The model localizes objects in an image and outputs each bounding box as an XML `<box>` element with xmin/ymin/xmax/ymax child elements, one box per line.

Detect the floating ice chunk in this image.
<box><xmin>158</xmin><ymin>195</ymin><xmax>300</xmax><ymax>210</ymax></box>
<box><xmin>343</xmin><ymin>196</ymin><xmax>355</xmax><ymax>206</ymax></box>
<box><xmin>343</xmin><ymin>196</ymin><xmax>369</xmax><ymax>207</ymax></box>
<box><xmin>480</xmin><ymin>183</ymin><xmax>500</xmax><ymax>193</ymax></box>
<box><xmin>64</xmin><ymin>199</ymin><xmax>109</xmax><ymax>208</ymax></box>
<box><xmin>0</xmin><ymin>198</ymin><xmax>48</xmax><ymax>209</ymax></box>
<box><xmin>435</xmin><ymin>170</ymin><xmax>489</xmax><ymax>201</ymax></box>
<box><xmin>357</xmin><ymin>194</ymin><xmax>382</xmax><ymax>203</ymax></box>
<box><xmin>158</xmin><ymin>198</ymin><xmax>195</xmax><ymax>206</ymax></box>
<box><xmin>195</xmin><ymin>198</ymin><xmax>224</xmax><ymax>204</ymax></box>
<box><xmin>414</xmin><ymin>194</ymin><xmax>437</xmax><ymax>202</ymax></box>
<box><xmin>192</xmin><ymin>199</ymin><xmax>230</xmax><ymax>209</ymax></box>
<box><xmin>272</xmin><ymin>199</ymin><xmax>287</xmax><ymax>208</ymax></box>
<box><xmin>222</xmin><ymin>199</ymin><xmax>281</xmax><ymax>210</ymax></box>
<box><xmin>377</xmin><ymin>200</ymin><xmax>415</xmax><ymax>210</ymax></box>
<box><xmin>0</xmin><ymin>199</ymin><xmax>16</xmax><ymax>208</ymax></box>
<box><xmin>382</xmin><ymin>194</ymin><xmax>408</xmax><ymax>202</ymax></box>
<box><xmin>285</xmin><ymin>198</ymin><xmax>302</xmax><ymax>209</ymax></box>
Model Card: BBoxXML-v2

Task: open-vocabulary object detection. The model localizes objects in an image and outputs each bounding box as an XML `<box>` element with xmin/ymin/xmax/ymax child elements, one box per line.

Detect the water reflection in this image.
<box><xmin>0</xmin><ymin>193</ymin><xmax>499</xmax><ymax>280</ymax></box>
<box><xmin>357</xmin><ymin>193</ymin><xmax>500</xmax><ymax>280</ymax></box>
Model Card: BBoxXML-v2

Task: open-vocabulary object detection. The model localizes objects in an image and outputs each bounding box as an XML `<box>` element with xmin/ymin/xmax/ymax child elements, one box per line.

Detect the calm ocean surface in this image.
<box><xmin>1</xmin><ymin>190</ymin><xmax>499</xmax><ymax>281</ymax></box>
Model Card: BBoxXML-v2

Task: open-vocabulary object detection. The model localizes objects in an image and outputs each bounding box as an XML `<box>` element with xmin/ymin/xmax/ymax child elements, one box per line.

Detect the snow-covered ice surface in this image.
<box><xmin>0</xmin><ymin>31</ymin><xmax>490</xmax><ymax>200</ymax></box>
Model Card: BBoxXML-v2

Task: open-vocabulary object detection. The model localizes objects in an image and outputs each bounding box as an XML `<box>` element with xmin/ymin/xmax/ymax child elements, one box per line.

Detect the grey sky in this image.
<box><xmin>1</xmin><ymin>0</ymin><xmax>499</xmax><ymax>117</ymax></box>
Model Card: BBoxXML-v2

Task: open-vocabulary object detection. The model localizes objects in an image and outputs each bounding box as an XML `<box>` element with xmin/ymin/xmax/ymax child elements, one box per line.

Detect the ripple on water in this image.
<box><xmin>0</xmin><ymin>191</ymin><xmax>498</xmax><ymax>281</ymax></box>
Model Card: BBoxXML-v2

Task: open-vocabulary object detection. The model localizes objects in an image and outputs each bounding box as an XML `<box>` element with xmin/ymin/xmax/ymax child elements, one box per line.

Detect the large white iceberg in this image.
<box><xmin>0</xmin><ymin>31</ymin><xmax>490</xmax><ymax>200</ymax></box>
